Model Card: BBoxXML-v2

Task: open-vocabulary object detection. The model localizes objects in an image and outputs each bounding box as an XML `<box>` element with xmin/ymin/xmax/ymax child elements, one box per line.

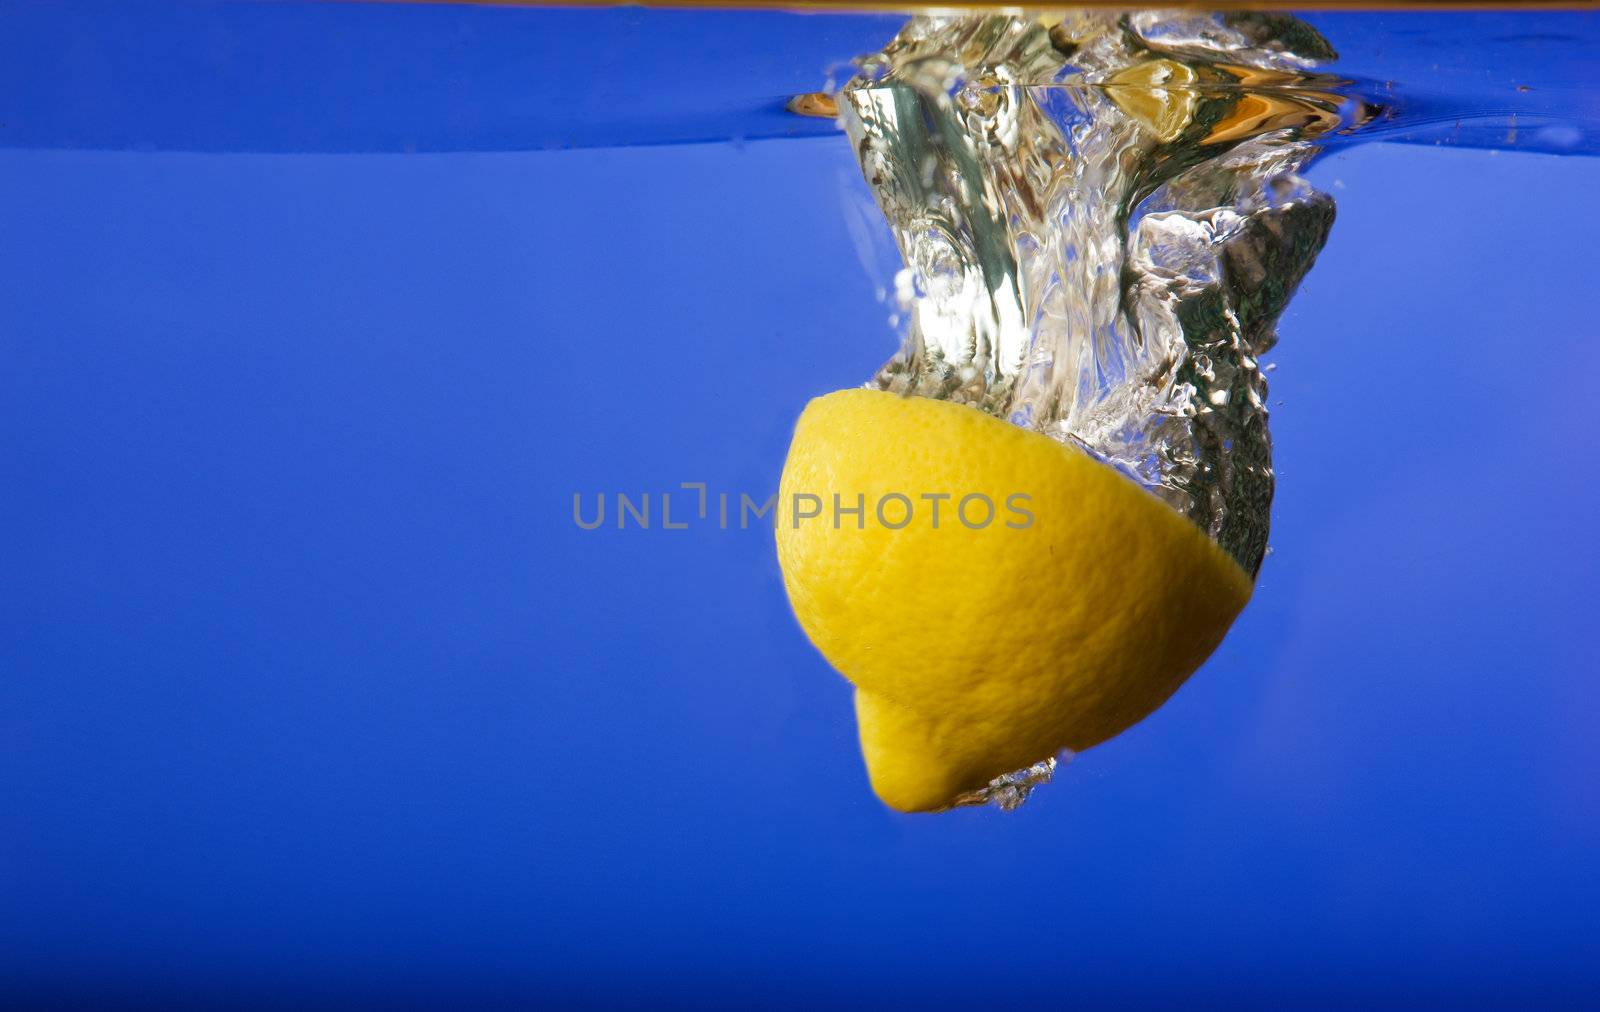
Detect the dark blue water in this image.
<box><xmin>3</xmin><ymin>4</ymin><xmax>1598</xmax><ymax>1007</ymax></box>
<box><xmin>5</xmin><ymin>4</ymin><xmax>1600</xmax><ymax>156</ymax></box>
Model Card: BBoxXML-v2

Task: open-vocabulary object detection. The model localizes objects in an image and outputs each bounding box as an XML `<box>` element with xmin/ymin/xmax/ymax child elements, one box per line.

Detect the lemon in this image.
<box><xmin>776</xmin><ymin>389</ymin><xmax>1252</xmax><ymax>812</ymax></box>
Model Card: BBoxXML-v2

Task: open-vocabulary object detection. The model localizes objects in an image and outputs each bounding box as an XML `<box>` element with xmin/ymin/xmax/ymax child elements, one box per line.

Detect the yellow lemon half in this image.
<box><xmin>776</xmin><ymin>389</ymin><xmax>1252</xmax><ymax>812</ymax></box>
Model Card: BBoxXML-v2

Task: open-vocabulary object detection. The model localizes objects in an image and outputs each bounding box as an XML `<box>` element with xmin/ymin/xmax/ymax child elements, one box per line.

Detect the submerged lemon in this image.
<box><xmin>776</xmin><ymin>389</ymin><xmax>1252</xmax><ymax>812</ymax></box>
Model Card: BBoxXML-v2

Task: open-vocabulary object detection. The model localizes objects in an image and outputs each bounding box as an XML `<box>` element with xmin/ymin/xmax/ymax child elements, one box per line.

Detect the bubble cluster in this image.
<box><xmin>839</xmin><ymin>10</ymin><xmax>1350</xmax><ymax>576</ymax></box>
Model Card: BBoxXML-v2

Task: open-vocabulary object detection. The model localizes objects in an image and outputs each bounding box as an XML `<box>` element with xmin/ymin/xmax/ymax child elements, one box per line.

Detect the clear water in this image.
<box><xmin>803</xmin><ymin>10</ymin><xmax>1600</xmax><ymax>585</ymax></box>
<box><xmin>8</xmin><ymin>7</ymin><xmax>1600</xmax><ymax>157</ymax></box>
<box><xmin>837</xmin><ymin>10</ymin><xmax>1347</xmax><ymax>576</ymax></box>
<box><xmin>4</xmin><ymin>4</ymin><xmax>1600</xmax><ymax>1005</ymax></box>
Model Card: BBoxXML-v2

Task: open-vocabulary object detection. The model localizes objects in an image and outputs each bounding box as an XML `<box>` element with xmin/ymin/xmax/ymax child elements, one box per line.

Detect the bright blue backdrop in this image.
<box><xmin>3</xmin><ymin>4</ymin><xmax>1599</xmax><ymax>1008</ymax></box>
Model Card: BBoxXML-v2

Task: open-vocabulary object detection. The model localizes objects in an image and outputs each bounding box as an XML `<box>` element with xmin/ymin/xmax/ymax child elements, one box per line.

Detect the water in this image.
<box><xmin>837</xmin><ymin>10</ymin><xmax>1346</xmax><ymax>576</ymax></box>
<box><xmin>4</xmin><ymin>3</ymin><xmax>1600</xmax><ymax>1005</ymax></box>
<box><xmin>6</xmin><ymin>7</ymin><xmax>1600</xmax><ymax>156</ymax></box>
<box><xmin>808</xmin><ymin>9</ymin><xmax>1597</xmax><ymax>584</ymax></box>
<box><xmin>950</xmin><ymin>753</ymin><xmax>1065</xmax><ymax>812</ymax></box>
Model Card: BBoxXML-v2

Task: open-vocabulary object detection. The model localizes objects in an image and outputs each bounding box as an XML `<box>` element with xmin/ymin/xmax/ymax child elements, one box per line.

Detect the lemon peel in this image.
<box><xmin>776</xmin><ymin>389</ymin><xmax>1253</xmax><ymax>813</ymax></box>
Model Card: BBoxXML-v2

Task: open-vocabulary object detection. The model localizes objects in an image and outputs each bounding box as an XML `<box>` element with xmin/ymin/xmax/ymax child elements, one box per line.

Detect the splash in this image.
<box><xmin>947</xmin><ymin>752</ymin><xmax>1070</xmax><ymax>813</ymax></box>
<box><xmin>816</xmin><ymin>10</ymin><xmax>1361</xmax><ymax>811</ymax></box>
<box><xmin>836</xmin><ymin>10</ymin><xmax>1353</xmax><ymax>580</ymax></box>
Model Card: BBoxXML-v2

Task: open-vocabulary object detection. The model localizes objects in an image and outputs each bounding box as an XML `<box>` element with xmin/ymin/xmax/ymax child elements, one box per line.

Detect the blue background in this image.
<box><xmin>3</xmin><ymin>4</ymin><xmax>1599</xmax><ymax>1007</ymax></box>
